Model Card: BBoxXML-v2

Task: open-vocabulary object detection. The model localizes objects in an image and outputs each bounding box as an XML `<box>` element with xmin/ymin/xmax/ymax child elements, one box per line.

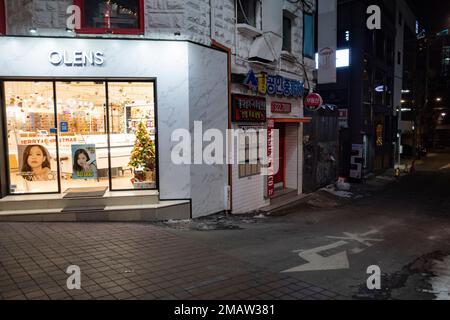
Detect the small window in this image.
<box><xmin>282</xmin><ymin>15</ymin><xmax>292</xmax><ymax>52</ymax></box>
<box><xmin>303</xmin><ymin>13</ymin><xmax>315</xmax><ymax>58</ymax></box>
<box><xmin>0</xmin><ymin>0</ymin><xmax>5</xmax><ymax>35</ymax></box>
<box><xmin>74</xmin><ymin>0</ymin><xmax>144</xmax><ymax>35</ymax></box>
<box><xmin>237</xmin><ymin>0</ymin><xmax>257</xmax><ymax>28</ymax></box>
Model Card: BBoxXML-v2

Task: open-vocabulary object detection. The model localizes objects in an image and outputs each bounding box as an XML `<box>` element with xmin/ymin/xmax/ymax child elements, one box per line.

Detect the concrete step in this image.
<box><xmin>259</xmin><ymin>193</ymin><xmax>311</xmax><ymax>214</ymax></box>
<box><xmin>269</xmin><ymin>188</ymin><xmax>298</xmax><ymax>206</ymax></box>
<box><xmin>0</xmin><ymin>190</ymin><xmax>159</xmax><ymax>211</ymax></box>
<box><xmin>0</xmin><ymin>200</ymin><xmax>190</xmax><ymax>222</ymax></box>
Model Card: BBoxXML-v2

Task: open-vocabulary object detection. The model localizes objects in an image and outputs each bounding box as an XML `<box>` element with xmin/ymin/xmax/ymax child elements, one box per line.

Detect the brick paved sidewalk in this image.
<box><xmin>0</xmin><ymin>222</ymin><xmax>346</xmax><ymax>300</ymax></box>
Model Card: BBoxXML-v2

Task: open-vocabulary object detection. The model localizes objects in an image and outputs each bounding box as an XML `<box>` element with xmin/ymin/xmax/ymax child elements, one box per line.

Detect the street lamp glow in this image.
<box><xmin>436</xmin><ymin>97</ymin><xmax>442</xmax><ymax>102</ymax></box>
<box><xmin>401</xmin><ymin>99</ymin><xmax>406</xmax><ymax>104</ymax></box>
<box><xmin>442</xmin><ymin>113</ymin><xmax>447</xmax><ymax>117</ymax></box>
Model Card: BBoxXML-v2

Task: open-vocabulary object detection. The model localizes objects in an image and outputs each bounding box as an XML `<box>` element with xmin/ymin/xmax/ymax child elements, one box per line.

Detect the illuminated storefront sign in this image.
<box><xmin>304</xmin><ymin>92</ymin><xmax>323</xmax><ymax>112</ymax></box>
<box><xmin>232</xmin><ymin>94</ymin><xmax>266</xmax><ymax>123</ymax></box>
<box><xmin>244</xmin><ymin>70</ymin><xmax>304</xmax><ymax>99</ymax></box>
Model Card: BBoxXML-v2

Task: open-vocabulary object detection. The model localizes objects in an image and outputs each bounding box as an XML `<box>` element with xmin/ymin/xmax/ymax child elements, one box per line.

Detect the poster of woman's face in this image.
<box><xmin>18</xmin><ymin>144</ymin><xmax>53</xmax><ymax>181</ymax></box>
<box><xmin>72</xmin><ymin>144</ymin><xmax>97</xmax><ymax>180</ymax></box>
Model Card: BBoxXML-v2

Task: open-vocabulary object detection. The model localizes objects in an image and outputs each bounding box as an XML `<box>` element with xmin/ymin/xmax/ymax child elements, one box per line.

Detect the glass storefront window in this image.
<box><xmin>3</xmin><ymin>80</ymin><xmax>157</xmax><ymax>195</ymax></box>
<box><xmin>5</xmin><ymin>82</ymin><xmax>59</xmax><ymax>194</ymax></box>
<box><xmin>55</xmin><ymin>81</ymin><xmax>109</xmax><ymax>191</ymax></box>
<box><xmin>108</xmin><ymin>82</ymin><xmax>156</xmax><ymax>190</ymax></box>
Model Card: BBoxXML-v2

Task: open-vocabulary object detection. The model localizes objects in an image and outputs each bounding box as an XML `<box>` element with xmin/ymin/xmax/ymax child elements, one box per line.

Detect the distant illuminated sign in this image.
<box><xmin>375</xmin><ymin>85</ymin><xmax>389</xmax><ymax>93</ymax></box>
<box><xmin>315</xmin><ymin>49</ymin><xmax>350</xmax><ymax>69</ymax></box>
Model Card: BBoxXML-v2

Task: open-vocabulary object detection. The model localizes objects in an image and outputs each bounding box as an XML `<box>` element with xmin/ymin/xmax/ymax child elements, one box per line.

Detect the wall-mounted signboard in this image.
<box><xmin>271</xmin><ymin>101</ymin><xmax>292</xmax><ymax>113</ymax></box>
<box><xmin>232</xmin><ymin>94</ymin><xmax>266</xmax><ymax>123</ymax></box>
<box><xmin>243</xmin><ymin>70</ymin><xmax>305</xmax><ymax>99</ymax></box>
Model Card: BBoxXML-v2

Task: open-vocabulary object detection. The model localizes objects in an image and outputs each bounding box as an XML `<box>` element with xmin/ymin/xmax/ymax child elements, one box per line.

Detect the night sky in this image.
<box><xmin>407</xmin><ymin>0</ymin><xmax>450</xmax><ymax>33</ymax></box>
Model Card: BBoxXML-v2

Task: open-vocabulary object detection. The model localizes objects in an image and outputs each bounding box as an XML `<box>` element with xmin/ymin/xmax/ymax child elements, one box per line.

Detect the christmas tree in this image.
<box><xmin>128</xmin><ymin>122</ymin><xmax>156</xmax><ymax>180</ymax></box>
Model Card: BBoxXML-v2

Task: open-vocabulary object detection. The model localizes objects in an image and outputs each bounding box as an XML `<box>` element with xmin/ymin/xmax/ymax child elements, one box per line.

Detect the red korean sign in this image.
<box><xmin>304</xmin><ymin>93</ymin><xmax>323</xmax><ymax>112</ymax></box>
<box><xmin>267</xmin><ymin>119</ymin><xmax>275</xmax><ymax>198</ymax></box>
<box><xmin>232</xmin><ymin>94</ymin><xmax>267</xmax><ymax>123</ymax></box>
<box><xmin>271</xmin><ymin>101</ymin><xmax>292</xmax><ymax>113</ymax></box>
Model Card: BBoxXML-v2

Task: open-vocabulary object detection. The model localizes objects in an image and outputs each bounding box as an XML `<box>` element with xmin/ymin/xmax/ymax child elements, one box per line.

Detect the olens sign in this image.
<box><xmin>304</xmin><ymin>92</ymin><xmax>323</xmax><ymax>112</ymax></box>
<box><xmin>232</xmin><ymin>94</ymin><xmax>266</xmax><ymax>123</ymax></box>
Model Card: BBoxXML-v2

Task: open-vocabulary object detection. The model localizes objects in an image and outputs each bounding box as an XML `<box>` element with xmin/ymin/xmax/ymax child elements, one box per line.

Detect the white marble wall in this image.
<box><xmin>0</xmin><ymin>37</ymin><xmax>228</xmax><ymax>216</ymax></box>
<box><xmin>188</xmin><ymin>44</ymin><xmax>228</xmax><ymax>217</ymax></box>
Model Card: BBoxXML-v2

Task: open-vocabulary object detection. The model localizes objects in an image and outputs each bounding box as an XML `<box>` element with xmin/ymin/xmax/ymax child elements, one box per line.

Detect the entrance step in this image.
<box><xmin>0</xmin><ymin>190</ymin><xmax>159</xmax><ymax>211</ymax></box>
<box><xmin>269</xmin><ymin>188</ymin><xmax>298</xmax><ymax>206</ymax></box>
<box><xmin>259</xmin><ymin>190</ymin><xmax>311</xmax><ymax>214</ymax></box>
<box><xmin>0</xmin><ymin>200</ymin><xmax>190</xmax><ymax>222</ymax></box>
<box><xmin>0</xmin><ymin>190</ymin><xmax>191</xmax><ymax>222</ymax></box>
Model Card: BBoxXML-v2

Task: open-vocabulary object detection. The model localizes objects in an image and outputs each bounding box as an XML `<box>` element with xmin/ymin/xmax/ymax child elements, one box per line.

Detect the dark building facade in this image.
<box><xmin>417</xmin><ymin>32</ymin><xmax>450</xmax><ymax>148</ymax></box>
<box><xmin>317</xmin><ymin>0</ymin><xmax>399</xmax><ymax>177</ymax></box>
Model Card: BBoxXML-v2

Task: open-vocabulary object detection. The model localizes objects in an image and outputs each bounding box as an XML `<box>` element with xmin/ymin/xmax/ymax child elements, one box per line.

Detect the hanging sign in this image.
<box><xmin>232</xmin><ymin>94</ymin><xmax>266</xmax><ymax>123</ymax></box>
<box><xmin>304</xmin><ymin>93</ymin><xmax>323</xmax><ymax>112</ymax></box>
<box><xmin>317</xmin><ymin>0</ymin><xmax>337</xmax><ymax>84</ymax></box>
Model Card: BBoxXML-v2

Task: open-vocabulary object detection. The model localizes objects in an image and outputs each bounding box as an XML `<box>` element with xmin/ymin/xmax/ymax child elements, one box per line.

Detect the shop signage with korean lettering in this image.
<box><xmin>271</xmin><ymin>101</ymin><xmax>292</xmax><ymax>113</ymax></box>
<box><xmin>304</xmin><ymin>92</ymin><xmax>323</xmax><ymax>112</ymax></box>
<box><xmin>244</xmin><ymin>70</ymin><xmax>304</xmax><ymax>99</ymax></box>
<box><xmin>267</xmin><ymin>119</ymin><xmax>275</xmax><ymax>198</ymax></box>
<box><xmin>232</xmin><ymin>94</ymin><xmax>266</xmax><ymax>123</ymax></box>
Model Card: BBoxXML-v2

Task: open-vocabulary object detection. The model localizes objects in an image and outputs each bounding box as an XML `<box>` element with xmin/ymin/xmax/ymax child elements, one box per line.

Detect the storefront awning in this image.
<box><xmin>272</xmin><ymin>117</ymin><xmax>312</xmax><ymax>123</ymax></box>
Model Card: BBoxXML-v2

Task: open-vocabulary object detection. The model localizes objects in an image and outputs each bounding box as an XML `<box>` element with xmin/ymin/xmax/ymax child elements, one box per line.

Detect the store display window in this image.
<box><xmin>74</xmin><ymin>0</ymin><xmax>145</xmax><ymax>35</ymax></box>
<box><xmin>3</xmin><ymin>80</ymin><xmax>157</xmax><ymax>195</ymax></box>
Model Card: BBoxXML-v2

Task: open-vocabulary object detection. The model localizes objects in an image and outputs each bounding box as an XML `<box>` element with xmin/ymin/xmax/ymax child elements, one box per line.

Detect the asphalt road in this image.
<box><xmin>168</xmin><ymin>151</ymin><xmax>450</xmax><ymax>300</ymax></box>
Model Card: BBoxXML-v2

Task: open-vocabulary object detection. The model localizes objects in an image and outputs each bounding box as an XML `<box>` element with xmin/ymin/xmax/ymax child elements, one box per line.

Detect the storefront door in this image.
<box><xmin>2</xmin><ymin>80</ymin><xmax>157</xmax><ymax>195</ymax></box>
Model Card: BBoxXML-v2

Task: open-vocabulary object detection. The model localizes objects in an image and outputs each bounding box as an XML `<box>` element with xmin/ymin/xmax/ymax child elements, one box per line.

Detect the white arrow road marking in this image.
<box><xmin>282</xmin><ymin>241</ymin><xmax>350</xmax><ymax>273</ymax></box>
<box><xmin>439</xmin><ymin>163</ymin><xmax>450</xmax><ymax>170</ymax></box>
<box><xmin>326</xmin><ymin>229</ymin><xmax>383</xmax><ymax>247</ymax></box>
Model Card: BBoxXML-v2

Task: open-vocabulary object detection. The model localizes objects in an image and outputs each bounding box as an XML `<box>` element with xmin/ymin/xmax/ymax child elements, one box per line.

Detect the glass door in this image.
<box><xmin>4</xmin><ymin>81</ymin><xmax>59</xmax><ymax>194</ymax></box>
<box><xmin>55</xmin><ymin>81</ymin><xmax>109</xmax><ymax>192</ymax></box>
